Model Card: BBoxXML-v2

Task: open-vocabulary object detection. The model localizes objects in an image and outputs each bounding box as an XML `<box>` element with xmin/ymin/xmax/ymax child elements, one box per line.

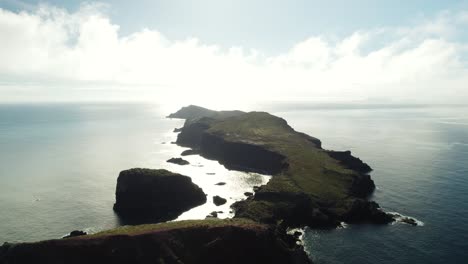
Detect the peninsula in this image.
<box><xmin>169</xmin><ymin>105</ymin><xmax>393</xmax><ymax>227</ymax></box>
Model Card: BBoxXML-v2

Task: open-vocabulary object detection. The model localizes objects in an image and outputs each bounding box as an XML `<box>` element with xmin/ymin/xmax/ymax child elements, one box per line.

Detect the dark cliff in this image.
<box><xmin>200</xmin><ymin>132</ymin><xmax>289</xmax><ymax>174</ymax></box>
<box><xmin>113</xmin><ymin>168</ymin><xmax>206</xmax><ymax>224</ymax></box>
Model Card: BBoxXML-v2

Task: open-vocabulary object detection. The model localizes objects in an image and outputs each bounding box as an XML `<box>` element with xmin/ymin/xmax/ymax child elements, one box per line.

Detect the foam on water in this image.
<box><xmin>387</xmin><ymin>212</ymin><xmax>425</xmax><ymax>227</ymax></box>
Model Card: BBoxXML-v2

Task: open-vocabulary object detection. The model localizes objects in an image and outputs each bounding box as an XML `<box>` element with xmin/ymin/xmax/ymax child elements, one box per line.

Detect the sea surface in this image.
<box><xmin>0</xmin><ymin>102</ymin><xmax>467</xmax><ymax>263</ymax></box>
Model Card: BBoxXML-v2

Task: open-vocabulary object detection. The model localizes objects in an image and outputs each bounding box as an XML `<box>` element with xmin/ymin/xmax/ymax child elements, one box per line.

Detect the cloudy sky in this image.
<box><xmin>1</xmin><ymin>0</ymin><xmax>468</xmax><ymax>104</ymax></box>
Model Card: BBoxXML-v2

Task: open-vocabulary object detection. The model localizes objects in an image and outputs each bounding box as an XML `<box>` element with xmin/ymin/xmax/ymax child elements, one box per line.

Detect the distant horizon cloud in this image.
<box><xmin>0</xmin><ymin>2</ymin><xmax>468</xmax><ymax>105</ymax></box>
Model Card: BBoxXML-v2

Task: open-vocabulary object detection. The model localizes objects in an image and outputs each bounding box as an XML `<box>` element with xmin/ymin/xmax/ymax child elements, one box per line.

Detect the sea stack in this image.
<box><xmin>113</xmin><ymin>168</ymin><xmax>206</xmax><ymax>224</ymax></box>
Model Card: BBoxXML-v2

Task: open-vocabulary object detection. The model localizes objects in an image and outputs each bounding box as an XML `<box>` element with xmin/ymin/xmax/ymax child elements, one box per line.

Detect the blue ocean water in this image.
<box><xmin>0</xmin><ymin>103</ymin><xmax>269</xmax><ymax>242</ymax></box>
<box><xmin>273</xmin><ymin>105</ymin><xmax>468</xmax><ymax>264</ymax></box>
<box><xmin>0</xmin><ymin>103</ymin><xmax>467</xmax><ymax>263</ymax></box>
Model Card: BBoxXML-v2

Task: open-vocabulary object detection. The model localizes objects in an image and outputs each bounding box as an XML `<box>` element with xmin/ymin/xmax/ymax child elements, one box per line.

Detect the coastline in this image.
<box><xmin>0</xmin><ymin>104</ymin><xmax>419</xmax><ymax>263</ymax></box>
<box><xmin>169</xmin><ymin>105</ymin><xmax>394</xmax><ymax>227</ymax></box>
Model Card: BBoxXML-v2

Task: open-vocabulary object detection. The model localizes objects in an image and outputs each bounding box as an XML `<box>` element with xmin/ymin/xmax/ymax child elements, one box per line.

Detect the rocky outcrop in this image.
<box><xmin>400</xmin><ymin>217</ymin><xmax>418</xmax><ymax>226</ymax></box>
<box><xmin>338</xmin><ymin>199</ymin><xmax>394</xmax><ymax>224</ymax></box>
<box><xmin>181</xmin><ymin>149</ymin><xmax>199</xmax><ymax>156</ymax></box>
<box><xmin>207</xmin><ymin>211</ymin><xmax>218</xmax><ymax>218</ymax></box>
<box><xmin>62</xmin><ymin>230</ymin><xmax>87</xmax><ymax>239</ymax></box>
<box><xmin>167</xmin><ymin>157</ymin><xmax>190</xmax><ymax>165</ymax></box>
<box><xmin>296</xmin><ymin>132</ymin><xmax>322</xmax><ymax>148</ymax></box>
<box><xmin>176</xmin><ymin>118</ymin><xmax>212</xmax><ymax>147</ymax></box>
<box><xmin>0</xmin><ymin>219</ymin><xmax>311</xmax><ymax>264</ymax></box>
<box><xmin>233</xmin><ymin>190</ymin><xmax>336</xmax><ymax>227</ymax></box>
<box><xmin>213</xmin><ymin>196</ymin><xmax>227</xmax><ymax>206</ymax></box>
<box><xmin>326</xmin><ymin>150</ymin><xmax>372</xmax><ymax>174</ymax></box>
<box><xmin>113</xmin><ymin>168</ymin><xmax>206</xmax><ymax>224</ymax></box>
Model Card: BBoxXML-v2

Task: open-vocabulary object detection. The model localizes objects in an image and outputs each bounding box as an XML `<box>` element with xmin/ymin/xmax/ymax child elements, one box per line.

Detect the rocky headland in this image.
<box><xmin>168</xmin><ymin>105</ymin><xmax>394</xmax><ymax>227</ymax></box>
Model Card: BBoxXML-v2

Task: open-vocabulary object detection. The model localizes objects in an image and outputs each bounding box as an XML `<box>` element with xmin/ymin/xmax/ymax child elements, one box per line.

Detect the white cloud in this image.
<box><xmin>0</xmin><ymin>3</ymin><xmax>467</xmax><ymax>104</ymax></box>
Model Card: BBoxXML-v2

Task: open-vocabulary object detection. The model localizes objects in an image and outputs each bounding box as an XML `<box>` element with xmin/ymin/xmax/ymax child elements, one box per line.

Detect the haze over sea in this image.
<box><xmin>0</xmin><ymin>102</ymin><xmax>467</xmax><ymax>264</ymax></box>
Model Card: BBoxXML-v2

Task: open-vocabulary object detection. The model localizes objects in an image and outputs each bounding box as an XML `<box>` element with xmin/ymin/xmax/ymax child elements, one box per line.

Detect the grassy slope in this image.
<box><xmin>1</xmin><ymin>217</ymin><xmax>311</xmax><ymax>264</ymax></box>
<box><xmin>74</xmin><ymin>218</ymin><xmax>262</xmax><ymax>240</ymax></box>
<box><xmin>207</xmin><ymin>112</ymin><xmax>360</xmax><ymax>219</ymax></box>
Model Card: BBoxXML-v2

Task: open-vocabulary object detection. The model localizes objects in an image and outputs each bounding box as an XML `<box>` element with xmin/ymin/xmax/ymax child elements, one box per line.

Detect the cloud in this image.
<box><xmin>0</xmin><ymin>3</ymin><xmax>467</xmax><ymax>104</ymax></box>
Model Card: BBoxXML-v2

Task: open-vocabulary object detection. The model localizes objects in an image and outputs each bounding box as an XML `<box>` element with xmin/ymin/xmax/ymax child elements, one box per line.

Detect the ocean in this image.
<box><xmin>0</xmin><ymin>103</ymin><xmax>467</xmax><ymax>263</ymax></box>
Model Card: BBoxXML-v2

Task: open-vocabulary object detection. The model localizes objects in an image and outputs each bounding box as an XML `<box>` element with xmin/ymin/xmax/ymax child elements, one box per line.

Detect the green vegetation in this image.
<box><xmin>2</xmin><ymin>217</ymin><xmax>311</xmax><ymax>264</ymax></box>
<box><xmin>168</xmin><ymin>105</ymin><xmax>245</xmax><ymax>123</ymax></box>
<box><xmin>77</xmin><ymin>218</ymin><xmax>262</xmax><ymax>239</ymax></box>
<box><xmin>209</xmin><ymin>111</ymin><xmax>357</xmax><ymax>200</ymax></box>
<box><xmin>169</xmin><ymin>107</ymin><xmax>384</xmax><ymax>225</ymax></box>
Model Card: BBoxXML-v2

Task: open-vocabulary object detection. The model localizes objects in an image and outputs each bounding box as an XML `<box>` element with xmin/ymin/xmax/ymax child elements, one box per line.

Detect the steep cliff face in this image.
<box><xmin>326</xmin><ymin>150</ymin><xmax>372</xmax><ymax>174</ymax></box>
<box><xmin>113</xmin><ymin>168</ymin><xmax>206</xmax><ymax>224</ymax></box>
<box><xmin>175</xmin><ymin>116</ymin><xmax>289</xmax><ymax>174</ymax></box>
<box><xmin>176</xmin><ymin>117</ymin><xmax>212</xmax><ymax>147</ymax></box>
<box><xmin>200</xmin><ymin>133</ymin><xmax>289</xmax><ymax>174</ymax></box>
<box><xmin>0</xmin><ymin>219</ymin><xmax>311</xmax><ymax>264</ymax></box>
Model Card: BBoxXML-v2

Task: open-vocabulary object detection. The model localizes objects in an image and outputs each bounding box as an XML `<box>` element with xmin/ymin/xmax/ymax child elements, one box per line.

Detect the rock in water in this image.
<box><xmin>207</xmin><ymin>211</ymin><xmax>218</xmax><ymax>218</ymax></box>
<box><xmin>167</xmin><ymin>157</ymin><xmax>190</xmax><ymax>165</ymax></box>
<box><xmin>400</xmin><ymin>217</ymin><xmax>418</xmax><ymax>226</ymax></box>
<box><xmin>181</xmin><ymin>149</ymin><xmax>199</xmax><ymax>156</ymax></box>
<box><xmin>62</xmin><ymin>230</ymin><xmax>87</xmax><ymax>239</ymax></box>
<box><xmin>213</xmin><ymin>195</ymin><xmax>227</xmax><ymax>206</ymax></box>
<box><xmin>113</xmin><ymin>168</ymin><xmax>206</xmax><ymax>224</ymax></box>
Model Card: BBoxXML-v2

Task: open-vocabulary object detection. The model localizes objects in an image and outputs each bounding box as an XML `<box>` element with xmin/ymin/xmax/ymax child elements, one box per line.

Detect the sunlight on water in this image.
<box><xmin>0</xmin><ymin>103</ymin><xmax>467</xmax><ymax>264</ymax></box>
<box><xmin>0</xmin><ymin>103</ymin><xmax>270</xmax><ymax>242</ymax></box>
<box><xmin>154</xmin><ymin>128</ymin><xmax>271</xmax><ymax>220</ymax></box>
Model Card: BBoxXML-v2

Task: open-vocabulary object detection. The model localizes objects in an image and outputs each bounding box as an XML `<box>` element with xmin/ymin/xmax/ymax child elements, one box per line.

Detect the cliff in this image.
<box><xmin>0</xmin><ymin>219</ymin><xmax>311</xmax><ymax>264</ymax></box>
<box><xmin>169</xmin><ymin>106</ymin><xmax>393</xmax><ymax>227</ymax></box>
<box><xmin>113</xmin><ymin>168</ymin><xmax>206</xmax><ymax>224</ymax></box>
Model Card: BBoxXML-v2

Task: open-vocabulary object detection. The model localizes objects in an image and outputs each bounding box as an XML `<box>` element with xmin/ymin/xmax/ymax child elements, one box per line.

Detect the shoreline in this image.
<box><xmin>169</xmin><ymin>105</ymin><xmax>395</xmax><ymax>228</ymax></box>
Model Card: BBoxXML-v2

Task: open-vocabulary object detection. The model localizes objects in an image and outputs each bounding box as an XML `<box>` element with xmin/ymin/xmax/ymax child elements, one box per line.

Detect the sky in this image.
<box><xmin>0</xmin><ymin>0</ymin><xmax>468</xmax><ymax>105</ymax></box>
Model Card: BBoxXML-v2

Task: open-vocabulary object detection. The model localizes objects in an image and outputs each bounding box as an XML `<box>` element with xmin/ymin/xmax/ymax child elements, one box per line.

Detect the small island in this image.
<box><xmin>166</xmin><ymin>157</ymin><xmax>190</xmax><ymax>165</ymax></box>
<box><xmin>113</xmin><ymin>168</ymin><xmax>206</xmax><ymax>224</ymax></box>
